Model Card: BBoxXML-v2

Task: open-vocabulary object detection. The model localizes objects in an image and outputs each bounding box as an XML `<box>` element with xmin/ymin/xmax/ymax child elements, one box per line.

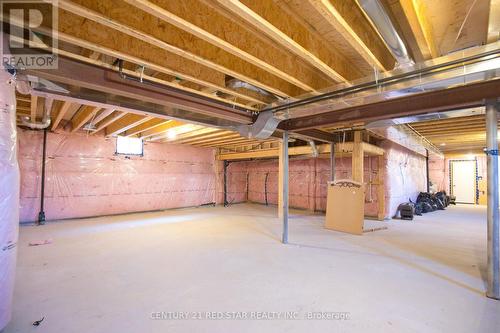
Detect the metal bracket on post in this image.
<box><xmin>485</xmin><ymin>149</ymin><xmax>499</xmax><ymax>156</ymax></box>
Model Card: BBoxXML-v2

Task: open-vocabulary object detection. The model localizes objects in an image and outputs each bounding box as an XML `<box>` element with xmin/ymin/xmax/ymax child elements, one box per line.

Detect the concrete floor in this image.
<box><xmin>4</xmin><ymin>204</ymin><xmax>500</xmax><ymax>333</ymax></box>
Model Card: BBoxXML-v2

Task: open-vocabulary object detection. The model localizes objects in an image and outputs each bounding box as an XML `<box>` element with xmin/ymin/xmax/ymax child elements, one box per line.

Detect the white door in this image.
<box><xmin>451</xmin><ymin>160</ymin><xmax>476</xmax><ymax>204</ymax></box>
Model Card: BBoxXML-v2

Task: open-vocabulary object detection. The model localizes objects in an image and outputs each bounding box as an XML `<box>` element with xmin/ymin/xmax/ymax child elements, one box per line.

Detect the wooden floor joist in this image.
<box><xmin>216</xmin><ymin>141</ymin><xmax>384</xmax><ymax>160</ymax></box>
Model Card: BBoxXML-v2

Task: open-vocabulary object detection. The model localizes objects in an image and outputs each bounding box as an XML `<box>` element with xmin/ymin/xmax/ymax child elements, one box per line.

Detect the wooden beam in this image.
<box><xmin>51</xmin><ymin>101</ymin><xmax>78</xmax><ymax>131</ymax></box>
<box><xmin>169</xmin><ymin>128</ymin><xmax>223</xmax><ymax>143</ymax></box>
<box><xmin>216</xmin><ymin>0</ymin><xmax>361</xmax><ymax>82</ymax></box>
<box><xmin>55</xmin><ymin>9</ymin><xmax>267</xmax><ymax>105</ymax></box>
<box><xmin>175</xmin><ymin>131</ymin><xmax>233</xmax><ymax>144</ymax></box>
<box><xmin>195</xmin><ymin>135</ymin><xmax>247</xmax><ymax>147</ymax></box>
<box><xmin>397</xmin><ymin>0</ymin><xmax>438</xmax><ymax>59</ymax></box>
<box><xmin>71</xmin><ymin>105</ymin><xmax>99</xmax><ymax>132</ymax></box>
<box><xmin>6</xmin><ymin>11</ymin><xmax>267</xmax><ymax>109</ymax></box>
<box><xmin>123</xmin><ymin>0</ymin><xmax>329</xmax><ymax>93</ymax></box>
<box><xmin>58</xmin><ymin>0</ymin><xmax>303</xmax><ymax>98</ymax></box>
<box><xmin>362</xmin><ymin>142</ymin><xmax>385</xmax><ymax>156</ymax></box>
<box><xmin>140</xmin><ymin>120</ymin><xmax>185</xmax><ymax>139</ymax></box>
<box><xmin>307</xmin><ymin>0</ymin><xmax>394</xmax><ymax>70</ymax></box>
<box><xmin>124</xmin><ymin>118</ymin><xmax>171</xmax><ymax>137</ymax></box>
<box><xmin>25</xmin><ymin>39</ymin><xmax>256</xmax><ymax>110</ymax></box>
<box><xmin>92</xmin><ymin>108</ymin><xmax>115</xmax><ymax>125</ymax></box>
<box><xmin>488</xmin><ymin>0</ymin><xmax>500</xmax><ymax>43</ymax></box>
<box><xmin>377</xmin><ymin>154</ymin><xmax>385</xmax><ymax>220</ymax></box>
<box><xmin>6</xmin><ymin>11</ymin><xmax>264</xmax><ymax>108</ymax></box>
<box><xmin>30</xmin><ymin>95</ymin><xmax>38</xmax><ymax>121</ymax></box>
<box><xmin>216</xmin><ymin>142</ymin><xmax>389</xmax><ymax>160</ymax></box>
<box><xmin>91</xmin><ymin>111</ymin><xmax>126</xmax><ymax>134</ymax></box>
<box><xmin>105</xmin><ymin>114</ymin><xmax>153</xmax><ymax>137</ymax></box>
<box><xmin>352</xmin><ymin>131</ymin><xmax>363</xmax><ymax>183</ymax></box>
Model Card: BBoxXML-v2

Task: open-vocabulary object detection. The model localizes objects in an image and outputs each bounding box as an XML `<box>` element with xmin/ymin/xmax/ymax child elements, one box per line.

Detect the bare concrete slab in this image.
<box><xmin>4</xmin><ymin>204</ymin><xmax>500</xmax><ymax>332</ymax></box>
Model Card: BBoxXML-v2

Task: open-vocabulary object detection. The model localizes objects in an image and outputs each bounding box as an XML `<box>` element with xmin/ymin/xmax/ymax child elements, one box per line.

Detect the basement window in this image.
<box><xmin>116</xmin><ymin>136</ymin><xmax>144</xmax><ymax>156</ymax></box>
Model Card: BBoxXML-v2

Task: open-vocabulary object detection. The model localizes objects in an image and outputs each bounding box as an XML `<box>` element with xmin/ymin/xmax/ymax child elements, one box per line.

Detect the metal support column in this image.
<box><xmin>223</xmin><ymin>160</ymin><xmax>229</xmax><ymax>207</ymax></box>
<box><xmin>37</xmin><ymin>128</ymin><xmax>47</xmax><ymax>225</ymax></box>
<box><xmin>281</xmin><ymin>131</ymin><xmax>289</xmax><ymax>244</ymax></box>
<box><xmin>425</xmin><ymin>149</ymin><xmax>430</xmax><ymax>193</ymax></box>
<box><xmin>486</xmin><ymin>100</ymin><xmax>499</xmax><ymax>300</ymax></box>
<box><xmin>330</xmin><ymin>142</ymin><xmax>335</xmax><ymax>182</ymax></box>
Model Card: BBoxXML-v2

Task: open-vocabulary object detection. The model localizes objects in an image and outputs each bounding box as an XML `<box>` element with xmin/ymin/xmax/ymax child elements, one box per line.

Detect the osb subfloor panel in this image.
<box><xmin>5</xmin><ymin>204</ymin><xmax>500</xmax><ymax>332</ymax></box>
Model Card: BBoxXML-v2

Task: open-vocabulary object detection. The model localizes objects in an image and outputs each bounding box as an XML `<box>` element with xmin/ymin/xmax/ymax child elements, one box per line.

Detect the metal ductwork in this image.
<box><xmin>266</xmin><ymin>44</ymin><xmax>500</xmax><ymax>120</ymax></box>
<box><xmin>237</xmin><ymin>110</ymin><xmax>286</xmax><ymax>139</ymax></box>
<box><xmin>365</xmin><ymin>107</ymin><xmax>486</xmax><ymax>128</ymax></box>
<box><xmin>226</xmin><ymin>77</ymin><xmax>285</xmax><ymax>101</ymax></box>
<box><xmin>357</xmin><ymin>0</ymin><xmax>414</xmax><ymax>68</ymax></box>
<box><xmin>308</xmin><ymin>140</ymin><xmax>319</xmax><ymax>158</ymax></box>
<box><xmin>20</xmin><ymin>95</ymin><xmax>53</xmax><ymax>129</ymax></box>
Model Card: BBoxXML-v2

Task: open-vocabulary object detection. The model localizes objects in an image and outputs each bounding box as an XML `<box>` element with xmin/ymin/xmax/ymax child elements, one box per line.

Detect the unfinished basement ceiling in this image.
<box><xmin>408</xmin><ymin>110</ymin><xmax>497</xmax><ymax>152</ymax></box>
<box><xmin>12</xmin><ymin>0</ymin><xmax>500</xmax><ymax>154</ymax></box>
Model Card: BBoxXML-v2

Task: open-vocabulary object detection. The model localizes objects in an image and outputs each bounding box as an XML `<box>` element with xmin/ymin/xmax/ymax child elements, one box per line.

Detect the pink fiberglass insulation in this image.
<box><xmin>226</xmin><ymin>140</ymin><xmax>427</xmax><ymax>219</ymax></box>
<box><xmin>18</xmin><ymin>129</ymin><xmax>217</xmax><ymax>222</ymax></box>
<box><xmin>429</xmin><ymin>154</ymin><xmax>446</xmax><ymax>191</ymax></box>
<box><xmin>380</xmin><ymin>141</ymin><xmax>427</xmax><ymax>217</ymax></box>
<box><xmin>0</xmin><ymin>71</ymin><xmax>19</xmax><ymax>330</ymax></box>
<box><xmin>226</xmin><ymin>156</ymin><xmax>381</xmax><ymax>217</ymax></box>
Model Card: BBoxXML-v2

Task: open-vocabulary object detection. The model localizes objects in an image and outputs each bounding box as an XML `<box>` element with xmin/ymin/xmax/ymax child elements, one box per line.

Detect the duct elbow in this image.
<box><xmin>21</xmin><ymin>116</ymin><xmax>51</xmax><ymax>129</ymax></box>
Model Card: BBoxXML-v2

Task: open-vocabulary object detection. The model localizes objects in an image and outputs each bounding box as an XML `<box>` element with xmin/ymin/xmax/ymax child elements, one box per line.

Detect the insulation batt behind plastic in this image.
<box><xmin>225</xmin><ymin>140</ymin><xmax>427</xmax><ymax>218</ymax></box>
<box><xmin>225</xmin><ymin>157</ymin><xmax>381</xmax><ymax>216</ymax></box>
<box><xmin>18</xmin><ymin>129</ymin><xmax>217</xmax><ymax>222</ymax></box>
<box><xmin>0</xmin><ymin>70</ymin><xmax>19</xmax><ymax>331</ymax></box>
<box><xmin>380</xmin><ymin>141</ymin><xmax>427</xmax><ymax>216</ymax></box>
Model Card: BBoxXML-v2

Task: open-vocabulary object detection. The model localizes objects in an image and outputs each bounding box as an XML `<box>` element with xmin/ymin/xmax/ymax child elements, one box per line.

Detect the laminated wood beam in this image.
<box><xmin>59</xmin><ymin>0</ymin><xmax>304</xmax><ymax>98</ymax></box>
<box><xmin>351</xmin><ymin>131</ymin><xmax>363</xmax><ymax>183</ymax></box>
<box><xmin>92</xmin><ymin>108</ymin><xmax>115</xmax><ymax>125</ymax></box>
<box><xmin>216</xmin><ymin>0</ymin><xmax>361</xmax><ymax>82</ymax></box>
<box><xmin>140</xmin><ymin>120</ymin><xmax>186</xmax><ymax>140</ymax></box>
<box><xmin>194</xmin><ymin>134</ymin><xmax>245</xmax><ymax>146</ymax></box>
<box><xmin>124</xmin><ymin>119</ymin><xmax>171</xmax><ymax>137</ymax></box>
<box><xmin>394</xmin><ymin>0</ymin><xmax>438</xmax><ymax>59</ymax></box>
<box><xmin>105</xmin><ymin>114</ymin><xmax>153</xmax><ymax>137</ymax></box>
<box><xmin>25</xmin><ymin>57</ymin><xmax>253</xmax><ymax>125</ymax></box>
<box><xmin>30</xmin><ymin>95</ymin><xmax>38</xmax><ymax>121</ymax></box>
<box><xmin>92</xmin><ymin>111</ymin><xmax>126</xmax><ymax>135</ymax></box>
<box><xmin>307</xmin><ymin>0</ymin><xmax>394</xmax><ymax>70</ymax></box>
<box><xmin>168</xmin><ymin>128</ymin><xmax>223</xmax><ymax>143</ymax></box>
<box><xmin>217</xmin><ymin>142</ymin><xmax>384</xmax><ymax>160</ymax></box>
<box><xmin>13</xmin><ymin>9</ymin><xmax>265</xmax><ymax>106</ymax></box>
<box><xmin>51</xmin><ymin>101</ymin><xmax>79</xmax><ymax>131</ymax></box>
<box><xmin>71</xmin><ymin>105</ymin><xmax>99</xmax><ymax>132</ymax></box>
<box><xmin>123</xmin><ymin>0</ymin><xmax>331</xmax><ymax>92</ymax></box>
<box><xmin>377</xmin><ymin>154</ymin><xmax>385</xmax><ymax>220</ymax></box>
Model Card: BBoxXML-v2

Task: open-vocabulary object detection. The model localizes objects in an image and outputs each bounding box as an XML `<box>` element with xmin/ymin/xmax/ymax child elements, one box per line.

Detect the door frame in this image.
<box><xmin>449</xmin><ymin>159</ymin><xmax>478</xmax><ymax>204</ymax></box>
